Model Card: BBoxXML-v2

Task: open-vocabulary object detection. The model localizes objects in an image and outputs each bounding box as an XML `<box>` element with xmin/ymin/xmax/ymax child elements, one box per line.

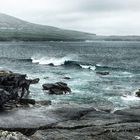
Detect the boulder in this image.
<box><xmin>42</xmin><ymin>82</ymin><xmax>71</xmax><ymax>95</ymax></box>
<box><xmin>135</xmin><ymin>89</ymin><xmax>140</xmax><ymax>97</ymax></box>
<box><xmin>48</xmin><ymin>63</ymin><xmax>54</xmax><ymax>66</ymax></box>
<box><xmin>63</xmin><ymin>61</ymin><xmax>82</xmax><ymax>69</ymax></box>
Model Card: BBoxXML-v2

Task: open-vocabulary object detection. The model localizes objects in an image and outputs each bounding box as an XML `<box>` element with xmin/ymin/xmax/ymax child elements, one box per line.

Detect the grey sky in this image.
<box><xmin>0</xmin><ymin>0</ymin><xmax>140</xmax><ymax>35</ymax></box>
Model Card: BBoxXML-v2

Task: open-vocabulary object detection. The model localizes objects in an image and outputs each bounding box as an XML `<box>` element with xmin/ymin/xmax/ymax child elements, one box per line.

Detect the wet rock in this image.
<box><xmin>42</xmin><ymin>82</ymin><xmax>71</xmax><ymax>94</ymax></box>
<box><xmin>89</xmin><ymin>100</ymin><xmax>115</xmax><ymax>113</ymax></box>
<box><xmin>135</xmin><ymin>89</ymin><xmax>140</xmax><ymax>97</ymax></box>
<box><xmin>0</xmin><ymin>70</ymin><xmax>13</xmax><ymax>76</ymax></box>
<box><xmin>63</xmin><ymin>77</ymin><xmax>71</xmax><ymax>80</ymax></box>
<box><xmin>29</xmin><ymin>105</ymin><xmax>140</xmax><ymax>140</ymax></box>
<box><xmin>0</xmin><ymin>89</ymin><xmax>11</xmax><ymax>107</ymax></box>
<box><xmin>36</xmin><ymin>100</ymin><xmax>51</xmax><ymax>106</ymax></box>
<box><xmin>43</xmin><ymin>77</ymin><xmax>49</xmax><ymax>79</ymax></box>
<box><xmin>32</xmin><ymin>128</ymin><xmax>140</xmax><ymax>140</ymax></box>
<box><xmin>63</xmin><ymin>61</ymin><xmax>82</xmax><ymax>69</ymax></box>
<box><xmin>0</xmin><ymin>106</ymin><xmax>64</xmax><ymax>136</ymax></box>
<box><xmin>28</xmin><ymin>78</ymin><xmax>40</xmax><ymax>84</ymax></box>
<box><xmin>48</xmin><ymin>63</ymin><xmax>54</xmax><ymax>66</ymax></box>
<box><xmin>19</xmin><ymin>99</ymin><xmax>36</xmax><ymax>105</ymax></box>
<box><xmin>96</xmin><ymin>71</ymin><xmax>109</xmax><ymax>75</ymax></box>
<box><xmin>0</xmin><ymin>103</ymin><xmax>140</xmax><ymax>139</ymax></box>
<box><xmin>114</xmin><ymin>107</ymin><xmax>140</xmax><ymax>117</ymax></box>
<box><xmin>0</xmin><ymin>70</ymin><xmax>37</xmax><ymax>108</ymax></box>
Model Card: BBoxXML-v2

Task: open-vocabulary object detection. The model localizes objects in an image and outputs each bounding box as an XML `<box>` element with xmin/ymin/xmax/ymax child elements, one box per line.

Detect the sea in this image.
<box><xmin>0</xmin><ymin>41</ymin><xmax>140</xmax><ymax>110</ymax></box>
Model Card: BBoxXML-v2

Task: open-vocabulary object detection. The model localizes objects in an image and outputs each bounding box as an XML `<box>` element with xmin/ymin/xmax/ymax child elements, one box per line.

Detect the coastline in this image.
<box><xmin>1</xmin><ymin>103</ymin><xmax>140</xmax><ymax>140</ymax></box>
<box><xmin>0</xmin><ymin>71</ymin><xmax>140</xmax><ymax>140</ymax></box>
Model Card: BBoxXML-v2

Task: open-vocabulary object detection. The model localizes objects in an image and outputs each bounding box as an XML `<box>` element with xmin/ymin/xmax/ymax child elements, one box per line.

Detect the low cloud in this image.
<box><xmin>0</xmin><ymin>0</ymin><xmax>140</xmax><ymax>35</ymax></box>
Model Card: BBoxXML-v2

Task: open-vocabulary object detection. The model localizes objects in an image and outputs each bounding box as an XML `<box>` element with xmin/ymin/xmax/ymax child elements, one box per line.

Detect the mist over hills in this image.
<box><xmin>0</xmin><ymin>13</ymin><xmax>96</xmax><ymax>41</ymax></box>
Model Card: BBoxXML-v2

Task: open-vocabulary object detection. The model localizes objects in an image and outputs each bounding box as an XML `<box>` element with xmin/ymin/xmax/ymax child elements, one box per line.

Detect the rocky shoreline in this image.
<box><xmin>1</xmin><ymin>104</ymin><xmax>140</xmax><ymax>140</ymax></box>
<box><xmin>0</xmin><ymin>70</ymin><xmax>140</xmax><ymax>140</ymax></box>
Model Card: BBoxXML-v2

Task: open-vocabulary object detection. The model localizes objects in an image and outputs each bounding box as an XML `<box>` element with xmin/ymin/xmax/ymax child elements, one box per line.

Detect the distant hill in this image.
<box><xmin>0</xmin><ymin>13</ymin><xmax>96</xmax><ymax>41</ymax></box>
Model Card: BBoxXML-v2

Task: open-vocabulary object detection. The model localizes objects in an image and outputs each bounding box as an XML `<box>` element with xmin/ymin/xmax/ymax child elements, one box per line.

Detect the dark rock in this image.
<box><xmin>28</xmin><ymin>78</ymin><xmax>40</xmax><ymax>84</ymax></box>
<box><xmin>96</xmin><ymin>71</ymin><xmax>109</xmax><ymax>75</ymax></box>
<box><xmin>48</xmin><ymin>63</ymin><xmax>54</xmax><ymax>66</ymax></box>
<box><xmin>19</xmin><ymin>99</ymin><xmax>36</xmax><ymax>105</ymax></box>
<box><xmin>63</xmin><ymin>77</ymin><xmax>71</xmax><ymax>80</ymax></box>
<box><xmin>135</xmin><ymin>89</ymin><xmax>140</xmax><ymax>97</ymax></box>
<box><xmin>0</xmin><ymin>70</ymin><xmax>36</xmax><ymax>108</ymax></box>
<box><xmin>42</xmin><ymin>82</ymin><xmax>71</xmax><ymax>95</ymax></box>
<box><xmin>0</xmin><ymin>89</ymin><xmax>11</xmax><ymax>107</ymax></box>
<box><xmin>43</xmin><ymin>77</ymin><xmax>49</xmax><ymax>79</ymax></box>
<box><xmin>63</xmin><ymin>61</ymin><xmax>82</xmax><ymax>69</ymax></box>
<box><xmin>36</xmin><ymin>100</ymin><xmax>51</xmax><ymax>106</ymax></box>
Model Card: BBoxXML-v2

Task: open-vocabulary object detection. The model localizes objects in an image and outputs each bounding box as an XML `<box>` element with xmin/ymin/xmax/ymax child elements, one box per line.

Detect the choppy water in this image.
<box><xmin>0</xmin><ymin>41</ymin><xmax>140</xmax><ymax>109</ymax></box>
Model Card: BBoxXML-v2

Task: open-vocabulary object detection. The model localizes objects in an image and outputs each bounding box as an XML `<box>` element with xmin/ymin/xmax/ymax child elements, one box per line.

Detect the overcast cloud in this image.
<box><xmin>0</xmin><ymin>0</ymin><xmax>140</xmax><ymax>35</ymax></box>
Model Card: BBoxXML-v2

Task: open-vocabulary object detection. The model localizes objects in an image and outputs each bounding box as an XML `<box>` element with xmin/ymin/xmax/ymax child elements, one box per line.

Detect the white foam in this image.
<box><xmin>96</xmin><ymin>64</ymin><xmax>102</xmax><ymax>67</ymax></box>
<box><xmin>85</xmin><ymin>40</ymin><xmax>94</xmax><ymax>43</ymax></box>
<box><xmin>80</xmin><ymin>65</ymin><xmax>96</xmax><ymax>71</ymax></box>
<box><xmin>31</xmin><ymin>57</ymin><xmax>70</xmax><ymax>66</ymax></box>
<box><xmin>135</xmin><ymin>136</ymin><xmax>140</xmax><ymax>140</ymax></box>
<box><xmin>121</xmin><ymin>95</ymin><xmax>140</xmax><ymax>101</ymax></box>
<box><xmin>122</xmin><ymin>71</ymin><xmax>132</xmax><ymax>75</ymax></box>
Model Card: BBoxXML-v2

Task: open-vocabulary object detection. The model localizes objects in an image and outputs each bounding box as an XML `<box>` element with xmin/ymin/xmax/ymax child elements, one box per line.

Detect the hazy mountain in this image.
<box><xmin>0</xmin><ymin>13</ymin><xmax>96</xmax><ymax>41</ymax></box>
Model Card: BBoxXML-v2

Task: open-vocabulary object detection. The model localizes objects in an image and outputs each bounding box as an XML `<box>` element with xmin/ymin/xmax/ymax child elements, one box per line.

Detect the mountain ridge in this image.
<box><xmin>0</xmin><ymin>13</ymin><xmax>96</xmax><ymax>41</ymax></box>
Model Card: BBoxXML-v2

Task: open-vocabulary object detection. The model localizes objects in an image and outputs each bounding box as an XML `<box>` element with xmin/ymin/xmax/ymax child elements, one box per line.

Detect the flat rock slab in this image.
<box><xmin>0</xmin><ymin>107</ymin><xmax>60</xmax><ymax>129</ymax></box>
<box><xmin>0</xmin><ymin>104</ymin><xmax>140</xmax><ymax>139</ymax></box>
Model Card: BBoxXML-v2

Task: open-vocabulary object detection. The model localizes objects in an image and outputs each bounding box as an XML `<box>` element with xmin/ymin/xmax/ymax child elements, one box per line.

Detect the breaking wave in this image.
<box><xmin>80</xmin><ymin>65</ymin><xmax>96</xmax><ymax>71</ymax></box>
<box><xmin>31</xmin><ymin>57</ymin><xmax>130</xmax><ymax>72</ymax></box>
<box><xmin>31</xmin><ymin>56</ymin><xmax>96</xmax><ymax>70</ymax></box>
<box><xmin>31</xmin><ymin>57</ymin><xmax>70</xmax><ymax>66</ymax></box>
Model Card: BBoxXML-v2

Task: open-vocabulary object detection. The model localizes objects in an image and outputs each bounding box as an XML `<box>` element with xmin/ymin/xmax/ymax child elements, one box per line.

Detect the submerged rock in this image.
<box><xmin>42</xmin><ymin>82</ymin><xmax>71</xmax><ymax>95</ymax></box>
<box><xmin>63</xmin><ymin>77</ymin><xmax>71</xmax><ymax>80</ymax></box>
<box><xmin>96</xmin><ymin>71</ymin><xmax>109</xmax><ymax>75</ymax></box>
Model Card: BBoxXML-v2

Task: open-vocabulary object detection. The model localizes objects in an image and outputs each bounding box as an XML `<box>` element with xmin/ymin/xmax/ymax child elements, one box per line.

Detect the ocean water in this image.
<box><xmin>0</xmin><ymin>41</ymin><xmax>140</xmax><ymax>109</ymax></box>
